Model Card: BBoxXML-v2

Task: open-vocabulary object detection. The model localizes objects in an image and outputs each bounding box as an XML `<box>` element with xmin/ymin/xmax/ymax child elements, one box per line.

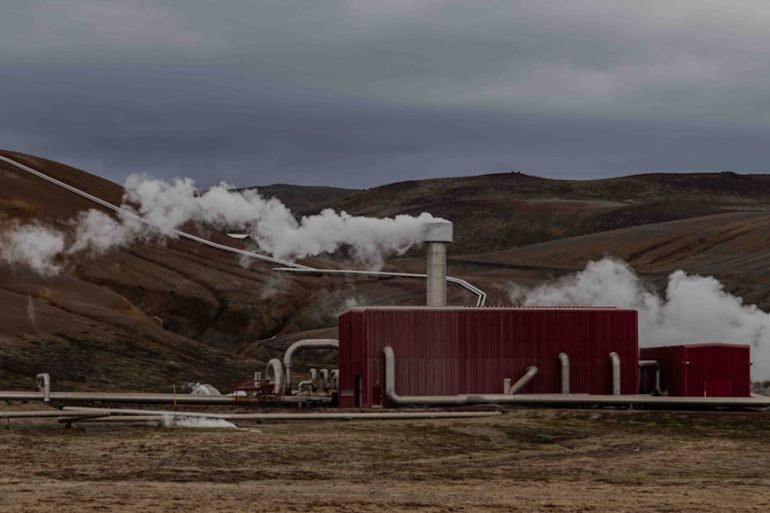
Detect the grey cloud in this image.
<box><xmin>2</xmin><ymin>1</ymin><xmax>770</xmax><ymax>188</ymax></box>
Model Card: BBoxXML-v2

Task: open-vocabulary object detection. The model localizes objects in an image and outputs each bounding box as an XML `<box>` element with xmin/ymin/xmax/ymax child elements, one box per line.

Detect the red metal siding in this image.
<box><xmin>640</xmin><ymin>344</ymin><xmax>751</xmax><ymax>397</ymax></box>
<box><xmin>339</xmin><ymin>311</ymin><xmax>366</xmax><ymax>408</ymax></box>
<box><xmin>639</xmin><ymin>345</ymin><xmax>687</xmax><ymax>396</ymax></box>
<box><xmin>339</xmin><ymin>307</ymin><xmax>639</xmax><ymax>407</ymax></box>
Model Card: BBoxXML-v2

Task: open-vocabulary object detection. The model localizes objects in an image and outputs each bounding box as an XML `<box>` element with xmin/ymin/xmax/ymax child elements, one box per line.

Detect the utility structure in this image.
<box><xmin>337</xmin><ymin>306</ymin><xmax>640</xmax><ymax>408</ymax></box>
<box><xmin>0</xmin><ymin>153</ymin><xmax>759</xmax><ymax>413</ymax></box>
<box><xmin>423</xmin><ymin>220</ymin><xmax>453</xmax><ymax>307</ymax></box>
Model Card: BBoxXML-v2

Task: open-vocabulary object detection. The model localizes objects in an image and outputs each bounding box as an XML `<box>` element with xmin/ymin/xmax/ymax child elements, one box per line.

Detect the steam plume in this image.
<box><xmin>161</xmin><ymin>415</ymin><xmax>236</xmax><ymax>429</ymax></box>
<box><xmin>123</xmin><ymin>175</ymin><xmax>440</xmax><ymax>262</ymax></box>
<box><xmin>0</xmin><ymin>175</ymin><xmax>442</xmax><ymax>273</ymax></box>
<box><xmin>0</xmin><ymin>221</ymin><xmax>66</xmax><ymax>276</ymax></box>
<box><xmin>509</xmin><ymin>257</ymin><xmax>770</xmax><ymax>378</ymax></box>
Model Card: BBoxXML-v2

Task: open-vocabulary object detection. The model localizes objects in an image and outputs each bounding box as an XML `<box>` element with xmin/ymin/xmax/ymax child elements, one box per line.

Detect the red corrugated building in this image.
<box><xmin>640</xmin><ymin>344</ymin><xmax>751</xmax><ymax>397</ymax></box>
<box><xmin>338</xmin><ymin>307</ymin><xmax>639</xmax><ymax>408</ymax></box>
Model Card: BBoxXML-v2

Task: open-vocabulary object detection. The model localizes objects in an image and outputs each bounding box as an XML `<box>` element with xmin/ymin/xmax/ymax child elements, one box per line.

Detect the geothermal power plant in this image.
<box><xmin>0</xmin><ymin>155</ymin><xmax>762</xmax><ymax>423</ymax></box>
<box><xmin>305</xmin><ymin>222</ymin><xmax>753</xmax><ymax>408</ymax></box>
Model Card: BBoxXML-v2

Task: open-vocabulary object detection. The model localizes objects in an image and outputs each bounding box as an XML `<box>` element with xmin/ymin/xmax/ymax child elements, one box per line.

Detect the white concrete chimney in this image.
<box><xmin>423</xmin><ymin>221</ymin><xmax>453</xmax><ymax>306</ymax></box>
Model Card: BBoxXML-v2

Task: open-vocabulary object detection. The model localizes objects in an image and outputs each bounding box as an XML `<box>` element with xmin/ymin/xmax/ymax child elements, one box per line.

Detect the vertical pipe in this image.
<box><xmin>557</xmin><ymin>352</ymin><xmax>570</xmax><ymax>394</ymax></box>
<box><xmin>319</xmin><ymin>369</ymin><xmax>330</xmax><ymax>389</ymax></box>
<box><xmin>426</xmin><ymin>242</ymin><xmax>447</xmax><ymax>306</ymax></box>
<box><xmin>330</xmin><ymin>369</ymin><xmax>339</xmax><ymax>392</ymax></box>
<box><xmin>265</xmin><ymin>359</ymin><xmax>284</xmax><ymax>395</ymax></box>
<box><xmin>423</xmin><ymin>221</ymin><xmax>453</xmax><ymax>307</ymax></box>
<box><xmin>609</xmin><ymin>352</ymin><xmax>621</xmax><ymax>395</ymax></box>
<box><xmin>503</xmin><ymin>378</ymin><xmax>512</xmax><ymax>395</ymax></box>
<box><xmin>36</xmin><ymin>373</ymin><xmax>50</xmax><ymax>403</ymax></box>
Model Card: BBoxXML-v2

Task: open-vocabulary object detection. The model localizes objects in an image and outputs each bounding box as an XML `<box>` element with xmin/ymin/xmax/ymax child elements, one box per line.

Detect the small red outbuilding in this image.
<box><xmin>640</xmin><ymin>343</ymin><xmax>751</xmax><ymax>397</ymax></box>
<box><xmin>338</xmin><ymin>307</ymin><xmax>639</xmax><ymax>408</ymax></box>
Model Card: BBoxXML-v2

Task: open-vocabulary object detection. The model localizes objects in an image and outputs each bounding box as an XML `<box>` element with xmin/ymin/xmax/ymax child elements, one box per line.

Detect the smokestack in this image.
<box><xmin>423</xmin><ymin>221</ymin><xmax>453</xmax><ymax>306</ymax></box>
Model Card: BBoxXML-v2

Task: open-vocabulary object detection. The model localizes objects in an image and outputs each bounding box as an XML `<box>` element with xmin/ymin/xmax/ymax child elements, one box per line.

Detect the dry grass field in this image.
<box><xmin>1</xmin><ymin>408</ymin><xmax>770</xmax><ymax>512</ymax></box>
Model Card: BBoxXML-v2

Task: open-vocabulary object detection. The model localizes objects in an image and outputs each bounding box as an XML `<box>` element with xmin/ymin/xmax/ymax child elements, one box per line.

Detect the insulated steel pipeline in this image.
<box><xmin>0</xmin><ymin>154</ymin><xmax>487</xmax><ymax>306</ymax></box>
<box><xmin>609</xmin><ymin>352</ymin><xmax>621</xmax><ymax>395</ymax></box>
<box><xmin>0</xmin><ymin>155</ymin><xmax>310</xmax><ymax>270</ymax></box>
<box><xmin>382</xmin><ymin>346</ymin><xmax>770</xmax><ymax>408</ymax></box>
<box><xmin>557</xmin><ymin>352</ymin><xmax>570</xmax><ymax>394</ymax></box>
<box><xmin>61</xmin><ymin>406</ymin><xmax>503</xmax><ymax>421</ymax></box>
<box><xmin>509</xmin><ymin>366</ymin><xmax>538</xmax><ymax>395</ymax></box>
<box><xmin>383</xmin><ymin>346</ymin><xmax>542</xmax><ymax>406</ymax></box>
<box><xmin>265</xmin><ymin>359</ymin><xmax>285</xmax><ymax>395</ymax></box>
<box><xmin>0</xmin><ymin>390</ymin><xmax>331</xmax><ymax>405</ymax></box>
<box><xmin>275</xmin><ymin>268</ymin><xmax>487</xmax><ymax>306</ymax></box>
<box><xmin>282</xmin><ymin>339</ymin><xmax>339</xmax><ymax>394</ymax></box>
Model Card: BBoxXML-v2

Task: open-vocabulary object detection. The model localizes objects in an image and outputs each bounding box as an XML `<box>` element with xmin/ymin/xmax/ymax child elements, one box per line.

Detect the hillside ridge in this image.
<box><xmin>2</xmin><ymin>150</ymin><xmax>770</xmax><ymax>390</ymax></box>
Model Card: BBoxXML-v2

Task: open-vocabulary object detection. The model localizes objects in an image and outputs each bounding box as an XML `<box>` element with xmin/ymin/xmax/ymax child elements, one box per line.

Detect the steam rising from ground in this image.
<box><xmin>162</xmin><ymin>415</ymin><xmax>236</xmax><ymax>429</ymax></box>
<box><xmin>0</xmin><ymin>221</ymin><xmax>66</xmax><ymax>275</ymax></box>
<box><xmin>509</xmin><ymin>258</ymin><xmax>770</xmax><ymax>378</ymax></box>
<box><xmin>0</xmin><ymin>175</ymin><xmax>441</xmax><ymax>274</ymax></box>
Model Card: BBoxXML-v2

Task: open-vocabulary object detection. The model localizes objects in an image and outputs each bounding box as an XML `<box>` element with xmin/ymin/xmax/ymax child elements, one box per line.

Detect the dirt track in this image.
<box><xmin>1</xmin><ymin>408</ymin><xmax>770</xmax><ymax>512</ymax></box>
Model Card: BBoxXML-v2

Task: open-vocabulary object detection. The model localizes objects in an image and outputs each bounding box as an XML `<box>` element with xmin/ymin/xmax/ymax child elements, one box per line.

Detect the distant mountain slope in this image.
<box><xmin>441</xmin><ymin>211</ymin><xmax>770</xmax><ymax>309</ymax></box>
<box><xmin>314</xmin><ymin>171</ymin><xmax>770</xmax><ymax>254</ymax></box>
<box><xmin>237</xmin><ymin>183</ymin><xmax>359</xmax><ymax>214</ymax></box>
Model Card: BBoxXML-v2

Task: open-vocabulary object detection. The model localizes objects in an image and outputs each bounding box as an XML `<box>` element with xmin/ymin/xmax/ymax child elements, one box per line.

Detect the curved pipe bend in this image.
<box><xmin>274</xmin><ymin>268</ymin><xmax>487</xmax><ymax>306</ymax></box>
<box><xmin>283</xmin><ymin>339</ymin><xmax>339</xmax><ymax>394</ymax></box>
<box><xmin>639</xmin><ymin>360</ymin><xmax>667</xmax><ymax>396</ymax></box>
<box><xmin>265</xmin><ymin>359</ymin><xmax>284</xmax><ymax>395</ymax></box>
<box><xmin>36</xmin><ymin>373</ymin><xmax>50</xmax><ymax>403</ymax></box>
<box><xmin>609</xmin><ymin>352</ymin><xmax>621</xmax><ymax>395</ymax></box>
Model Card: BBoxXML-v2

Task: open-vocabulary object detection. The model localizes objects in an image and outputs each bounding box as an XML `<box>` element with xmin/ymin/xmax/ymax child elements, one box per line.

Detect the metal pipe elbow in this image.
<box><xmin>265</xmin><ymin>359</ymin><xmax>284</xmax><ymax>395</ymax></box>
<box><xmin>609</xmin><ymin>352</ymin><xmax>621</xmax><ymax>395</ymax></box>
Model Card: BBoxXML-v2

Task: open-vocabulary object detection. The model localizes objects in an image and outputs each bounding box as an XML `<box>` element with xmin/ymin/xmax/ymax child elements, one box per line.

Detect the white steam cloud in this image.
<box><xmin>509</xmin><ymin>257</ymin><xmax>770</xmax><ymax>379</ymax></box>
<box><xmin>162</xmin><ymin>415</ymin><xmax>237</xmax><ymax>429</ymax></box>
<box><xmin>124</xmin><ymin>175</ymin><xmax>439</xmax><ymax>262</ymax></box>
<box><xmin>0</xmin><ymin>175</ymin><xmax>441</xmax><ymax>274</ymax></box>
<box><xmin>0</xmin><ymin>221</ymin><xmax>66</xmax><ymax>276</ymax></box>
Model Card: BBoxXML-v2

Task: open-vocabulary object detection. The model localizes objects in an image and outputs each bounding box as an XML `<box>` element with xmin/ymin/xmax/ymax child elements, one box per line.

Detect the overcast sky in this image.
<box><xmin>3</xmin><ymin>1</ymin><xmax>770</xmax><ymax>188</ymax></box>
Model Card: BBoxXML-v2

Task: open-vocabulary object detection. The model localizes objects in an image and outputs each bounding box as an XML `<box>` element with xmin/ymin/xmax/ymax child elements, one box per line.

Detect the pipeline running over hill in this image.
<box><xmin>508</xmin><ymin>257</ymin><xmax>770</xmax><ymax>379</ymax></box>
<box><xmin>0</xmin><ymin>155</ymin><xmax>306</xmax><ymax>272</ymax></box>
<box><xmin>0</xmin><ymin>155</ymin><xmax>487</xmax><ymax>305</ymax></box>
<box><xmin>0</xmin><ymin>157</ymin><xmax>443</xmax><ymax>271</ymax></box>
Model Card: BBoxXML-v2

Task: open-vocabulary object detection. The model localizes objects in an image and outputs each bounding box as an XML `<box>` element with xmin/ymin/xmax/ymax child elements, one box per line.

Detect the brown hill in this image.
<box><xmin>316</xmin><ymin>171</ymin><xmax>770</xmax><ymax>254</ymax></box>
<box><xmin>445</xmin><ymin>211</ymin><xmax>770</xmax><ymax>309</ymax></box>
<box><xmin>236</xmin><ymin>183</ymin><xmax>359</xmax><ymax>214</ymax></box>
<box><xmin>2</xmin><ymin>149</ymin><xmax>770</xmax><ymax>390</ymax></box>
<box><xmin>0</xmin><ymin>151</ymin><xmax>427</xmax><ymax>390</ymax></box>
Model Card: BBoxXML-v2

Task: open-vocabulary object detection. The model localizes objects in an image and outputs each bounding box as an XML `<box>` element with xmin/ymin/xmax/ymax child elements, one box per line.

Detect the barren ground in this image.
<box><xmin>1</xmin><ymin>408</ymin><xmax>769</xmax><ymax>512</ymax></box>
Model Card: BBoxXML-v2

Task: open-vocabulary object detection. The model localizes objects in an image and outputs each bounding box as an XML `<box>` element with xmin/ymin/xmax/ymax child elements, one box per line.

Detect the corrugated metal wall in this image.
<box><xmin>640</xmin><ymin>344</ymin><xmax>751</xmax><ymax>397</ymax></box>
<box><xmin>339</xmin><ymin>307</ymin><xmax>639</xmax><ymax>408</ymax></box>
